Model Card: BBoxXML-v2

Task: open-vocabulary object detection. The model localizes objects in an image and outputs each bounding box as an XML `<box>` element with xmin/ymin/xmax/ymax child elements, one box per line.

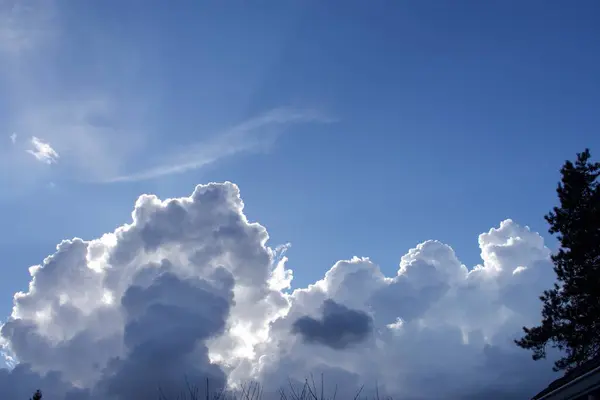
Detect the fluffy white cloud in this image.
<box><xmin>0</xmin><ymin>183</ymin><xmax>560</xmax><ymax>399</ymax></box>
<box><xmin>26</xmin><ymin>136</ymin><xmax>59</xmax><ymax>164</ymax></box>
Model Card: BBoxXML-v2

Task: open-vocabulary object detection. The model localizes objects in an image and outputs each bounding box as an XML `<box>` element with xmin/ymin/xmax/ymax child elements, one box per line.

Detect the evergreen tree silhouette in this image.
<box><xmin>515</xmin><ymin>149</ymin><xmax>600</xmax><ymax>371</ymax></box>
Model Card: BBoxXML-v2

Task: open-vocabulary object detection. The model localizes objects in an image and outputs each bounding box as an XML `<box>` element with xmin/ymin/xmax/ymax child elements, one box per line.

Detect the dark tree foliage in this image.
<box><xmin>515</xmin><ymin>149</ymin><xmax>600</xmax><ymax>372</ymax></box>
<box><xmin>30</xmin><ymin>390</ymin><xmax>42</xmax><ymax>400</ymax></box>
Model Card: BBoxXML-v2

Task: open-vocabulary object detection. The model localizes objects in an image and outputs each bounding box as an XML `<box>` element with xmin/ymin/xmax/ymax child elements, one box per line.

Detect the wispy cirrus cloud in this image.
<box><xmin>26</xmin><ymin>136</ymin><xmax>59</xmax><ymax>164</ymax></box>
<box><xmin>105</xmin><ymin>107</ymin><xmax>334</xmax><ymax>183</ymax></box>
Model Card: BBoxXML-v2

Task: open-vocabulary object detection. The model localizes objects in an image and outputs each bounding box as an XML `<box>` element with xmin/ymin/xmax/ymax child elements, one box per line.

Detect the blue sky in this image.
<box><xmin>1</xmin><ymin>0</ymin><xmax>599</xmax><ymax>318</ymax></box>
<box><xmin>0</xmin><ymin>2</ymin><xmax>599</xmax><ymax>396</ymax></box>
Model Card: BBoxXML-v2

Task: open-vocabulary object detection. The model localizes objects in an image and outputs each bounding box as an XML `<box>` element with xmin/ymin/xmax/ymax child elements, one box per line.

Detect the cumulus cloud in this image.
<box><xmin>26</xmin><ymin>136</ymin><xmax>59</xmax><ymax>164</ymax></box>
<box><xmin>96</xmin><ymin>270</ymin><xmax>232</xmax><ymax>399</ymax></box>
<box><xmin>0</xmin><ymin>182</ymin><xmax>560</xmax><ymax>399</ymax></box>
<box><xmin>10</xmin><ymin>133</ymin><xmax>17</xmax><ymax>144</ymax></box>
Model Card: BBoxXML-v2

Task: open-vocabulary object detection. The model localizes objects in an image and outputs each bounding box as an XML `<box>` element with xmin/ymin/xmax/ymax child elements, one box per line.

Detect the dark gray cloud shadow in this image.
<box><xmin>292</xmin><ymin>299</ymin><xmax>372</xmax><ymax>350</ymax></box>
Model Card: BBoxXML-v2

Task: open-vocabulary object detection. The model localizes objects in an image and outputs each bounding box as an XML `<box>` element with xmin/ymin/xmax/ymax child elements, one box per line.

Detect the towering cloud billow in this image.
<box><xmin>0</xmin><ymin>182</ymin><xmax>560</xmax><ymax>399</ymax></box>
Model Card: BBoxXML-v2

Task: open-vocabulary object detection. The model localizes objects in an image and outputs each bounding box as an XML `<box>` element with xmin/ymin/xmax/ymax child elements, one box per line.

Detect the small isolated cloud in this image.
<box><xmin>0</xmin><ymin>183</ymin><xmax>560</xmax><ymax>399</ymax></box>
<box><xmin>292</xmin><ymin>299</ymin><xmax>373</xmax><ymax>349</ymax></box>
<box><xmin>9</xmin><ymin>133</ymin><xmax>16</xmax><ymax>144</ymax></box>
<box><xmin>26</xmin><ymin>136</ymin><xmax>59</xmax><ymax>164</ymax></box>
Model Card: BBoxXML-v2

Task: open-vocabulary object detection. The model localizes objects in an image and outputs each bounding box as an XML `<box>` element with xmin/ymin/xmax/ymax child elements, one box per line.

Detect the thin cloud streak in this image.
<box><xmin>105</xmin><ymin>108</ymin><xmax>335</xmax><ymax>183</ymax></box>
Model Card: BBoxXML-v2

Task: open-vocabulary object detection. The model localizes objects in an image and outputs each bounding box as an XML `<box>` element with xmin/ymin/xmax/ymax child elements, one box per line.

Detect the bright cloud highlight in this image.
<box><xmin>26</xmin><ymin>136</ymin><xmax>59</xmax><ymax>164</ymax></box>
<box><xmin>0</xmin><ymin>183</ymin><xmax>559</xmax><ymax>399</ymax></box>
